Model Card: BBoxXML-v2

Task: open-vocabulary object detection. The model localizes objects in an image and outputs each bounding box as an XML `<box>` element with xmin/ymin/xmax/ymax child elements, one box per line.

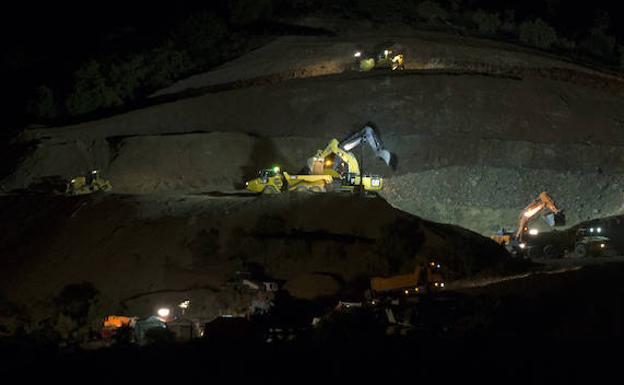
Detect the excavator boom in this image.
<box><xmin>308</xmin><ymin>126</ymin><xmax>394</xmax><ymax>177</ymax></box>
<box><xmin>514</xmin><ymin>191</ymin><xmax>565</xmax><ymax>241</ymax></box>
<box><xmin>339</xmin><ymin>126</ymin><xmax>393</xmax><ymax>167</ymax></box>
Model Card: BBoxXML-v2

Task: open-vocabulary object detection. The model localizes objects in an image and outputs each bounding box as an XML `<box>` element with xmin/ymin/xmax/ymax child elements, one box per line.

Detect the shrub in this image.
<box><xmin>500</xmin><ymin>9</ymin><xmax>517</xmax><ymax>35</ymax></box>
<box><xmin>170</xmin><ymin>12</ymin><xmax>229</xmax><ymax>65</ymax></box>
<box><xmin>144</xmin><ymin>40</ymin><xmax>195</xmax><ymax>90</ymax></box>
<box><xmin>65</xmin><ymin>60</ymin><xmax>122</xmax><ymax>116</ymax></box>
<box><xmin>27</xmin><ymin>85</ymin><xmax>58</xmax><ymax>122</ymax></box>
<box><xmin>107</xmin><ymin>54</ymin><xmax>149</xmax><ymax>101</ymax></box>
<box><xmin>557</xmin><ymin>37</ymin><xmax>576</xmax><ymax>51</ymax></box>
<box><xmin>416</xmin><ymin>1</ymin><xmax>449</xmax><ymax>23</ymax></box>
<box><xmin>228</xmin><ymin>0</ymin><xmax>275</xmax><ymax>26</ymax></box>
<box><xmin>579</xmin><ymin>28</ymin><xmax>616</xmax><ymax>60</ymax></box>
<box><xmin>472</xmin><ymin>10</ymin><xmax>501</xmax><ymax>35</ymax></box>
<box><xmin>519</xmin><ymin>19</ymin><xmax>558</xmax><ymax>49</ymax></box>
<box><xmin>54</xmin><ymin>282</ymin><xmax>99</xmax><ymax>326</ymax></box>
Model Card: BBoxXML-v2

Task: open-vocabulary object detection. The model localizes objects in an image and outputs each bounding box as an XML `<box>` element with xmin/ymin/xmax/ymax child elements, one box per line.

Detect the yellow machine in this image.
<box><xmin>245</xmin><ymin>166</ymin><xmax>334</xmax><ymax>194</ymax></box>
<box><xmin>307</xmin><ymin>126</ymin><xmax>392</xmax><ymax>193</ymax></box>
<box><xmin>491</xmin><ymin>191</ymin><xmax>565</xmax><ymax>255</ymax></box>
<box><xmin>354</xmin><ymin>47</ymin><xmax>405</xmax><ymax>71</ymax></box>
<box><xmin>245</xmin><ymin>126</ymin><xmax>393</xmax><ymax>194</ymax></box>
<box><xmin>370</xmin><ymin>261</ymin><xmax>445</xmax><ymax>301</ymax></box>
<box><xmin>65</xmin><ymin>170</ymin><xmax>112</xmax><ymax>196</ymax></box>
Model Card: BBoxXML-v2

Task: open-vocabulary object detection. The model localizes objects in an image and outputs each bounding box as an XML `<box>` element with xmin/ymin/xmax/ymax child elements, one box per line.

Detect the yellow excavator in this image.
<box><xmin>306</xmin><ymin>125</ymin><xmax>393</xmax><ymax>193</ymax></box>
<box><xmin>491</xmin><ymin>191</ymin><xmax>565</xmax><ymax>257</ymax></box>
<box><xmin>354</xmin><ymin>46</ymin><xmax>405</xmax><ymax>71</ymax></box>
<box><xmin>65</xmin><ymin>170</ymin><xmax>112</xmax><ymax>196</ymax></box>
<box><xmin>245</xmin><ymin>126</ymin><xmax>393</xmax><ymax>194</ymax></box>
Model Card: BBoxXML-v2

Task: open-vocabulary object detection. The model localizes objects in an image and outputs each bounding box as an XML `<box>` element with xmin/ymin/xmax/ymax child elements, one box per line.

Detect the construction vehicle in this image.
<box><xmin>245</xmin><ymin>166</ymin><xmax>334</xmax><ymax>194</ymax></box>
<box><xmin>306</xmin><ymin>125</ymin><xmax>393</xmax><ymax>193</ymax></box>
<box><xmin>354</xmin><ymin>45</ymin><xmax>405</xmax><ymax>71</ymax></box>
<box><xmin>367</xmin><ymin>261</ymin><xmax>445</xmax><ymax>303</ymax></box>
<box><xmin>573</xmin><ymin>225</ymin><xmax>615</xmax><ymax>258</ymax></box>
<box><xmin>491</xmin><ymin>191</ymin><xmax>565</xmax><ymax>257</ymax></box>
<box><xmin>65</xmin><ymin>170</ymin><xmax>112</xmax><ymax>196</ymax></box>
<box><xmin>246</xmin><ymin>126</ymin><xmax>393</xmax><ymax>194</ymax></box>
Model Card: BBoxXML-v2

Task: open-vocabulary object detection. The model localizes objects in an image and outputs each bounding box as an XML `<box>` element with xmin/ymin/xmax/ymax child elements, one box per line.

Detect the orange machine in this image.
<box><xmin>492</xmin><ymin>191</ymin><xmax>565</xmax><ymax>250</ymax></box>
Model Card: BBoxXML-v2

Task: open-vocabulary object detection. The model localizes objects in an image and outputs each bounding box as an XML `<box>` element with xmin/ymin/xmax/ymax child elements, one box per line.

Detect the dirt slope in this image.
<box><xmin>4</xmin><ymin>32</ymin><xmax>624</xmax><ymax>235</ymax></box>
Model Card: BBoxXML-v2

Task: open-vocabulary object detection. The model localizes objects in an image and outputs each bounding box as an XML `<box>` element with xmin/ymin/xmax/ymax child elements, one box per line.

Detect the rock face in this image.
<box><xmin>4</xmin><ymin>33</ymin><xmax>624</xmax><ymax>235</ymax></box>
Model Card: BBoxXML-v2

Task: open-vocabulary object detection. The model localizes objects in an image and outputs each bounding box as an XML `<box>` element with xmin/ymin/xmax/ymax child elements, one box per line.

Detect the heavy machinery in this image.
<box><xmin>245</xmin><ymin>166</ymin><xmax>334</xmax><ymax>194</ymax></box>
<box><xmin>491</xmin><ymin>191</ymin><xmax>565</xmax><ymax>257</ymax></box>
<box><xmin>573</xmin><ymin>225</ymin><xmax>615</xmax><ymax>258</ymax></box>
<box><xmin>354</xmin><ymin>46</ymin><xmax>405</xmax><ymax>71</ymax></box>
<box><xmin>306</xmin><ymin>125</ymin><xmax>393</xmax><ymax>193</ymax></box>
<box><xmin>65</xmin><ymin>170</ymin><xmax>112</xmax><ymax>196</ymax></box>
<box><xmin>246</xmin><ymin>126</ymin><xmax>393</xmax><ymax>194</ymax></box>
<box><xmin>368</xmin><ymin>261</ymin><xmax>445</xmax><ymax>303</ymax></box>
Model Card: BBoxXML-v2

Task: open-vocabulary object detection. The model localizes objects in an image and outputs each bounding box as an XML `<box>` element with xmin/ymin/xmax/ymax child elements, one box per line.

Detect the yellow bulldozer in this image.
<box><xmin>65</xmin><ymin>170</ymin><xmax>112</xmax><ymax>196</ymax></box>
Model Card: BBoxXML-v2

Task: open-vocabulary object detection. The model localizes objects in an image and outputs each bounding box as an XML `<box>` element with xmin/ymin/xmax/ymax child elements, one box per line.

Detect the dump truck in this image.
<box><xmin>245</xmin><ymin>126</ymin><xmax>392</xmax><ymax>194</ymax></box>
<box><xmin>246</xmin><ymin>166</ymin><xmax>334</xmax><ymax>194</ymax></box>
<box><xmin>368</xmin><ymin>261</ymin><xmax>445</xmax><ymax>303</ymax></box>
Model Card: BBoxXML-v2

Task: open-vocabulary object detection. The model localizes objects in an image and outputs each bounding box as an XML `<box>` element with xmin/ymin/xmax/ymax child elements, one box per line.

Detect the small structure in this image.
<box><xmin>133</xmin><ymin>316</ymin><xmax>167</xmax><ymax>345</ymax></box>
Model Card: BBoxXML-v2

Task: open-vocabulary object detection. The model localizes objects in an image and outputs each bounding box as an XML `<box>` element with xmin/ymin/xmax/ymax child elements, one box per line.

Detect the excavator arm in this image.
<box><xmin>514</xmin><ymin>192</ymin><xmax>564</xmax><ymax>241</ymax></box>
<box><xmin>339</xmin><ymin>126</ymin><xmax>392</xmax><ymax>167</ymax></box>
<box><xmin>308</xmin><ymin>126</ymin><xmax>394</xmax><ymax>177</ymax></box>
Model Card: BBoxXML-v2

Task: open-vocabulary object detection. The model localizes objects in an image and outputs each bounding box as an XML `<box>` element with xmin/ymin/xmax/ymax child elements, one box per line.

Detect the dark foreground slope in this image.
<box><xmin>0</xmin><ymin>192</ymin><xmax>508</xmax><ymax>337</ymax></box>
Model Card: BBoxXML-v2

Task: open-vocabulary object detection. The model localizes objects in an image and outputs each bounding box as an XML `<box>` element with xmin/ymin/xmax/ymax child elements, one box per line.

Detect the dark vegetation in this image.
<box><xmin>2</xmin><ymin>0</ymin><xmax>624</xmax><ymax>132</ymax></box>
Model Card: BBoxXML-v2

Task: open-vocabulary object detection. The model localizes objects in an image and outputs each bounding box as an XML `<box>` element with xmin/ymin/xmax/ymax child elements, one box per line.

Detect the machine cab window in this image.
<box><xmin>258</xmin><ymin>167</ymin><xmax>280</xmax><ymax>182</ymax></box>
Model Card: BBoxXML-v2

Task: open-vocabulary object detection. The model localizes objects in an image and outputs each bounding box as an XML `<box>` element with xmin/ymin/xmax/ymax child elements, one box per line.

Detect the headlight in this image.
<box><xmin>371</xmin><ymin>179</ymin><xmax>380</xmax><ymax>187</ymax></box>
<box><xmin>597</xmin><ymin>227</ymin><xmax>602</xmax><ymax>233</ymax></box>
<box><xmin>354</xmin><ymin>51</ymin><xmax>362</xmax><ymax>57</ymax></box>
<box><xmin>157</xmin><ymin>308</ymin><xmax>170</xmax><ymax>318</ymax></box>
<box><xmin>600</xmin><ymin>243</ymin><xmax>605</xmax><ymax>248</ymax></box>
<box><xmin>245</xmin><ymin>181</ymin><xmax>249</xmax><ymax>186</ymax></box>
<box><xmin>519</xmin><ymin>243</ymin><xmax>527</xmax><ymax>249</ymax></box>
<box><xmin>440</xmin><ymin>283</ymin><xmax>445</xmax><ymax>288</ymax></box>
<box><xmin>528</xmin><ymin>229</ymin><xmax>539</xmax><ymax>235</ymax></box>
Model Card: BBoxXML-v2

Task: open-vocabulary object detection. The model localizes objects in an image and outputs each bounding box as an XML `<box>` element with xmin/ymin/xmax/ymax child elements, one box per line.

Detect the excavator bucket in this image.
<box><xmin>545</xmin><ymin>212</ymin><xmax>566</xmax><ymax>227</ymax></box>
<box><xmin>340</xmin><ymin>126</ymin><xmax>394</xmax><ymax>168</ymax></box>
